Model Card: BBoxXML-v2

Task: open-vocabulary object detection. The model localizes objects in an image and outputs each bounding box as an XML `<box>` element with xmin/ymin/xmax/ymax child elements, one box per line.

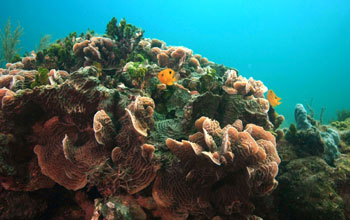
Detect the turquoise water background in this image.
<box><xmin>1</xmin><ymin>0</ymin><xmax>349</xmax><ymax>125</ymax></box>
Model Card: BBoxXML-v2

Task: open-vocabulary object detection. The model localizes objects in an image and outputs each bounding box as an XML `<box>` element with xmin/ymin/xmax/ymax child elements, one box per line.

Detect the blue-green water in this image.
<box><xmin>1</xmin><ymin>0</ymin><xmax>349</xmax><ymax>125</ymax></box>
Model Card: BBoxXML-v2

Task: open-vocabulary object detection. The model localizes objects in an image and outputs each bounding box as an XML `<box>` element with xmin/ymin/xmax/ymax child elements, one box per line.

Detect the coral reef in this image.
<box><xmin>140</xmin><ymin>38</ymin><xmax>210</xmax><ymax>72</ymax></box>
<box><xmin>278</xmin><ymin>157</ymin><xmax>344</xmax><ymax>219</ymax></box>
<box><xmin>35</xmin><ymin>32</ymin><xmax>77</xmax><ymax>71</ymax></box>
<box><xmin>153</xmin><ymin>117</ymin><xmax>280</xmax><ymax>219</ymax></box>
<box><xmin>106</xmin><ymin>17</ymin><xmax>144</xmax><ymax>61</ymax></box>
<box><xmin>0</xmin><ymin>17</ymin><xmax>286</xmax><ymax>219</ymax></box>
<box><xmin>73</xmin><ymin>37</ymin><xmax>117</xmax><ymax>66</ymax></box>
<box><xmin>252</xmin><ymin>133</ymin><xmax>350</xmax><ymax>220</ymax></box>
<box><xmin>250</xmin><ymin>104</ymin><xmax>350</xmax><ymax>220</ymax></box>
<box><xmin>331</xmin><ymin>118</ymin><xmax>350</xmax><ymax>131</ymax></box>
<box><xmin>222</xmin><ymin>69</ymin><xmax>267</xmax><ymax>98</ymax></box>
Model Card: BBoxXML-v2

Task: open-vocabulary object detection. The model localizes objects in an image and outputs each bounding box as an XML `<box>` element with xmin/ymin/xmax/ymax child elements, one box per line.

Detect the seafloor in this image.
<box><xmin>0</xmin><ymin>18</ymin><xmax>349</xmax><ymax>220</ymax></box>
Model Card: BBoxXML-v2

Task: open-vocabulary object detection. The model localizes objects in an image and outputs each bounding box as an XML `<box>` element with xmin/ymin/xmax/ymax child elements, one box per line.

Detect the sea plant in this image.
<box><xmin>105</xmin><ymin>17</ymin><xmax>144</xmax><ymax>59</ymax></box>
<box><xmin>31</xmin><ymin>67</ymin><xmax>49</xmax><ymax>88</ymax></box>
<box><xmin>0</xmin><ymin>18</ymin><xmax>23</xmax><ymax>66</ymax></box>
<box><xmin>106</xmin><ymin>17</ymin><xmax>142</xmax><ymax>40</ymax></box>
<box><xmin>10</xmin><ymin>53</ymin><xmax>21</xmax><ymax>63</ymax></box>
<box><xmin>83</xmin><ymin>28</ymin><xmax>95</xmax><ymax>40</ymax></box>
<box><xmin>36</xmin><ymin>32</ymin><xmax>77</xmax><ymax>70</ymax></box>
<box><xmin>36</xmin><ymin>34</ymin><xmax>52</xmax><ymax>51</ymax></box>
<box><xmin>125</xmin><ymin>61</ymin><xmax>147</xmax><ymax>81</ymax></box>
<box><xmin>206</xmin><ymin>67</ymin><xmax>217</xmax><ymax>78</ymax></box>
<box><xmin>336</xmin><ymin>109</ymin><xmax>350</xmax><ymax>121</ymax></box>
<box><xmin>199</xmin><ymin>67</ymin><xmax>221</xmax><ymax>93</ymax></box>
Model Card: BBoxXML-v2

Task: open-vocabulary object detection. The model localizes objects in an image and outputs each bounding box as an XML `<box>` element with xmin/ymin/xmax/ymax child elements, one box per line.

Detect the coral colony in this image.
<box><xmin>0</xmin><ymin>17</ymin><xmax>348</xmax><ymax>220</ymax></box>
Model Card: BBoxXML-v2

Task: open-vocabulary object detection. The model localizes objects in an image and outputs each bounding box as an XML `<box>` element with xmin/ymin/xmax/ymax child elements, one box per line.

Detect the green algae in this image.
<box><xmin>30</xmin><ymin>67</ymin><xmax>49</xmax><ymax>88</ymax></box>
<box><xmin>331</xmin><ymin>118</ymin><xmax>350</xmax><ymax>131</ymax></box>
<box><xmin>125</xmin><ymin>61</ymin><xmax>147</xmax><ymax>81</ymax></box>
<box><xmin>36</xmin><ymin>32</ymin><xmax>77</xmax><ymax>70</ymax></box>
<box><xmin>10</xmin><ymin>54</ymin><xmax>21</xmax><ymax>63</ymax></box>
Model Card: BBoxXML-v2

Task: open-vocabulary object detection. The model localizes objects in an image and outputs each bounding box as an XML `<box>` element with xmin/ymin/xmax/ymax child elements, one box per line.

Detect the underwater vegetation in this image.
<box><xmin>0</xmin><ymin>17</ymin><xmax>349</xmax><ymax>220</ymax></box>
<box><xmin>35</xmin><ymin>34</ymin><xmax>52</xmax><ymax>52</ymax></box>
<box><xmin>335</xmin><ymin>109</ymin><xmax>350</xmax><ymax>122</ymax></box>
<box><xmin>0</xmin><ymin>18</ymin><xmax>23</xmax><ymax>66</ymax></box>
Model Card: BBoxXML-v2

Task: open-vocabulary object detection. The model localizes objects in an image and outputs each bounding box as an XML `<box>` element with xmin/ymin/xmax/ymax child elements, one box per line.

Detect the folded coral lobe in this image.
<box><xmin>153</xmin><ymin>116</ymin><xmax>280</xmax><ymax>218</ymax></box>
<box><xmin>33</xmin><ymin>116</ymin><xmax>109</xmax><ymax>190</ymax></box>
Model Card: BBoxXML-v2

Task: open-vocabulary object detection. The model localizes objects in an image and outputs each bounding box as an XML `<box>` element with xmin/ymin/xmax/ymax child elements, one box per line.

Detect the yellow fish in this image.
<box><xmin>158</xmin><ymin>68</ymin><xmax>178</xmax><ymax>86</ymax></box>
<box><xmin>267</xmin><ymin>89</ymin><xmax>282</xmax><ymax>107</ymax></box>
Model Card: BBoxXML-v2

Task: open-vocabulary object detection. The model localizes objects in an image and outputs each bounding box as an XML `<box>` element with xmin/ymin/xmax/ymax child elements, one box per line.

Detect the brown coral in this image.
<box><xmin>0</xmin><ymin>65</ymin><xmax>38</xmax><ymax>91</ymax></box>
<box><xmin>151</xmin><ymin>39</ymin><xmax>164</xmax><ymax>48</ymax></box>
<box><xmin>200</xmin><ymin>57</ymin><xmax>209</xmax><ymax>65</ymax></box>
<box><xmin>170</xmin><ymin>47</ymin><xmax>192</xmax><ymax>68</ymax></box>
<box><xmin>194</xmin><ymin>54</ymin><xmax>202</xmax><ymax>60</ymax></box>
<box><xmin>93</xmin><ymin>110</ymin><xmax>116</xmax><ymax>145</ymax></box>
<box><xmin>0</xmin><ymin>88</ymin><xmax>15</xmax><ymax>108</ymax></box>
<box><xmin>0</xmin><ymin>67</ymin><xmax>118</xmax><ymax>192</ymax></box>
<box><xmin>22</xmin><ymin>56</ymin><xmax>36</xmax><ymax>70</ymax></box>
<box><xmin>189</xmin><ymin>57</ymin><xmax>200</xmax><ymax>68</ymax></box>
<box><xmin>73</xmin><ymin>37</ymin><xmax>116</xmax><ymax>66</ymax></box>
<box><xmin>223</xmin><ymin>69</ymin><xmax>268</xmax><ymax>98</ymax></box>
<box><xmin>150</xmin><ymin>47</ymin><xmax>161</xmax><ymax>58</ymax></box>
<box><xmin>93</xmin><ymin>96</ymin><xmax>159</xmax><ymax>196</ymax></box>
<box><xmin>157</xmin><ymin>52</ymin><xmax>169</xmax><ymax>67</ymax></box>
<box><xmin>33</xmin><ymin>116</ymin><xmax>109</xmax><ymax>190</ymax></box>
<box><xmin>73</xmin><ymin>40</ymin><xmax>89</xmax><ymax>56</ymax></box>
<box><xmin>0</xmin><ymin>75</ymin><xmax>13</xmax><ymax>88</ymax></box>
<box><xmin>170</xmin><ymin>47</ymin><xmax>186</xmax><ymax>60</ymax></box>
<box><xmin>152</xmin><ymin>116</ymin><xmax>280</xmax><ymax>218</ymax></box>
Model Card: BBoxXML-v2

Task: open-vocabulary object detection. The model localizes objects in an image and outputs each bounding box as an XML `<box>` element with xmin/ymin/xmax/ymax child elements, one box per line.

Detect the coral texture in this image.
<box><xmin>222</xmin><ymin>69</ymin><xmax>267</xmax><ymax>98</ymax></box>
<box><xmin>0</xmin><ymin>17</ymin><xmax>283</xmax><ymax>220</ymax></box>
<box><xmin>73</xmin><ymin>37</ymin><xmax>116</xmax><ymax>66</ymax></box>
<box><xmin>153</xmin><ymin>117</ymin><xmax>280</xmax><ymax>219</ymax></box>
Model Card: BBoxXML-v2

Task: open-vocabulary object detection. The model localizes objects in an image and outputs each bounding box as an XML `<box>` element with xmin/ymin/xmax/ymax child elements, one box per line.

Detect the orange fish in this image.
<box><xmin>158</xmin><ymin>68</ymin><xmax>178</xmax><ymax>86</ymax></box>
<box><xmin>267</xmin><ymin>90</ymin><xmax>282</xmax><ymax>107</ymax></box>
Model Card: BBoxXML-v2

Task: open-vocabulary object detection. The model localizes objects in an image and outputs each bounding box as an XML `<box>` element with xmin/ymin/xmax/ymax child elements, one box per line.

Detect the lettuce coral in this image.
<box><xmin>152</xmin><ymin>116</ymin><xmax>280</xmax><ymax>219</ymax></box>
<box><xmin>0</xmin><ymin>18</ymin><xmax>283</xmax><ymax>219</ymax></box>
<box><xmin>73</xmin><ymin>37</ymin><xmax>117</xmax><ymax>67</ymax></box>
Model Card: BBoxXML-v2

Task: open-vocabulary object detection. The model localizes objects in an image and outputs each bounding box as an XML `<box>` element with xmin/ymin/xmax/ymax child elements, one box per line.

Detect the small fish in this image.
<box><xmin>267</xmin><ymin>89</ymin><xmax>282</xmax><ymax>107</ymax></box>
<box><xmin>158</xmin><ymin>68</ymin><xmax>179</xmax><ymax>85</ymax></box>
